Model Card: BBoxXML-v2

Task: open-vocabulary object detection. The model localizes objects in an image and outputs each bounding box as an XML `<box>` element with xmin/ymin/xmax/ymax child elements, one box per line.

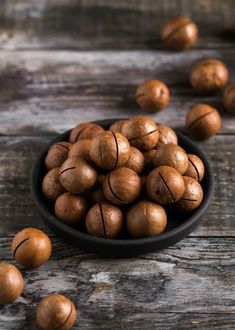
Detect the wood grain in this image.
<box><xmin>0</xmin><ymin>50</ymin><xmax>234</xmax><ymax>136</ymax></box>
<box><xmin>0</xmin><ymin>0</ymin><xmax>235</xmax><ymax>50</ymax></box>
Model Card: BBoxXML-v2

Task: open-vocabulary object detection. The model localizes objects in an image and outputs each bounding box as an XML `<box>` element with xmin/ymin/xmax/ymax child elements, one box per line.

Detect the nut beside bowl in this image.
<box><xmin>31</xmin><ymin>119</ymin><xmax>214</xmax><ymax>257</ymax></box>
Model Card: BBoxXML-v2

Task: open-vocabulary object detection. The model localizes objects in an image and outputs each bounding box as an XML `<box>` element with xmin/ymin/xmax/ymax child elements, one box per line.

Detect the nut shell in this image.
<box><xmin>147</xmin><ymin>166</ymin><xmax>185</xmax><ymax>204</ymax></box>
<box><xmin>161</xmin><ymin>16</ymin><xmax>198</xmax><ymax>50</ymax></box>
<box><xmin>86</xmin><ymin>202</ymin><xmax>123</xmax><ymax>238</ymax></box>
<box><xmin>223</xmin><ymin>82</ymin><xmax>235</xmax><ymax>115</ymax></box>
<box><xmin>90</xmin><ymin>131</ymin><xmax>130</xmax><ymax>170</ymax></box>
<box><xmin>69</xmin><ymin>122</ymin><xmax>104</xmax><ymax>143</ymax></box>
<box><xmin>45</xmin><ymin>142</ymin><xmax>71</xmax><ymax>170</ymax></box>
<box><xmin>103</xmin><ymin>167</ymin><xmax>141</xmax><ymax>205</ymax></box>
<box><xmin>0</xmin><ymin>263</ymin><xmax>24</xmax><ymax>304</ymax></box>
<box><xmin>68</xmin><ymin>139</ymin><xmax>92</xmax><ymax>161</ymax></box>
<box><xmin>42</xmin><ymin>167</ymin><xmax>65</xmax><ymax>200</ymax></box>
<box><xmin>135</xmin><ymin>80</ymin><xmax>170</xmax><ymax>113</ymax></box>
<box><xmin>173</xmin><ymin>176</ymin><xmax>203</xmax><ymax>212</ymax></box>
<box><xmin>121</xmin><ymin>116</ymin><xmax>159</xmax><ymax>150</ymax></box>
<box><xmin>59</xmin><ymin>157</ymin><xmax>98</xmax><ymax>194</ymax></box>
<box><xmin>143</xmin><ymin>149</ymin><xmax>157</xmax><ymax>172</ymax></box>
<box><xmin>109</xmin><ymin>120</ymin><xmax>128</xmax><ymax>132</ymax></box>
<box><xmin>185</xmin><ymin>154</ymin><xmax>205</xmax><ymax>182</ymax></box>
<box><xmin>37</xmin><ymin>294</ymin><xmax>77</xmax><ymax>330</ymax></box>
<box><xmin>126</xmin><ymin>201</ymin><xmax>167</xmax><ymax>238</ymax></box>
<box><xmin>55</xmin><ymin>192</ymin><xmax>88</xmax><ymax>226</ymax></box>
<box><xmin>158</xmin><ymin>124</ymin><xmax>178</xmax><ymax>145</ymax></box>
<box><xmin>11</xmin><ymin>228</ymin><xmax>52</xmax><ymax>269</ymax></box>
<box><xmin>186</xmin><ymin>104</ymin><xmax>221</xmax><ymax>140</ymax></box>
<box><xmin>190</xmin><ymin>59</ymin><xmax>229</xmax><ymax>93</ymax></box>
<box><xmin>153</xmin><ymin>143</ymin><xmax>188</xmax><ymax>175</ymax></box>
<box><xmin>124</xmin><ymin>146</ymin><xmax>144</xmax><ymax>174</ymax></box>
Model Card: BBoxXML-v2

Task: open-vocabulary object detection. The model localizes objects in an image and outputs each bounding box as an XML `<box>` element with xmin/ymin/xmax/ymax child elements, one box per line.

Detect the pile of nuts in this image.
<box><xmin>42</xmin><ymin>115</ymin><xmax>205</xmax><ymax>240</ymax></box>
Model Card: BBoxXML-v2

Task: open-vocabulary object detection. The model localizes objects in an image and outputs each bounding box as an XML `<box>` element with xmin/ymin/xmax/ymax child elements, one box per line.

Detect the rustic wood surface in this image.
<box><xmin>0</xmin><ymin>0</ymin><xmax>234</xmax><ymax>329</ymax></box>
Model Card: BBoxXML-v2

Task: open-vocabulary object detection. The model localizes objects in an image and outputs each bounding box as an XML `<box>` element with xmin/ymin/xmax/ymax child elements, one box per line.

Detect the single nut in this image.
<box><xmin>37</xmin><ymin>294</ymin><xmax>77</xmax><ymax>330</ymax></box>
<box><xmin>55</xmin><ymin>192</ymin><xmax>88</xmax><ymax>226</ymax></box>
<box><xmin>161</xmin><ymin>16</ymin><xmax>198</xmax><ymax>50</ymax></box>
<box><xmin>86</xmin><ymin>202</ymin><xmax>123</xmax><ymax>238</ymax></box>
<box><xmin>90</xmin><ymin>131</ymin><xmax>130</xmax><ymax>170</ymax></box>
<box><xmin>126</xmin><ymin>200</ymin><xmax>167</xmax><ymax>238</ymax></box>
<box><xmin>69</xmin><ymin>122</ymin><xmax>104</xmax><ymax>143</ymax></box>
<box><xmin>0</xmin><ymin>263</ymin><xmax>24</xmax><ymax>304</ymax></box>
<box><xmin>186</xmin><ymin>104</ymin><xmax>221</xmax><ymax>140</ymax></box>
<box><xmin>103</xmin><ymin>167</ymin><xmax>141</xmax><ymax>205</ymax></box>
<box><xmin>68</xmin><ymin>139</ymin><xmax>92</xmax><ymax>162</ymax></box>
<box><xmin>59</xmin><ymin>157</ymin><xmax>98</xmax><ymax>194</ymax></box>
<box><xmin>11</xmin><ymin>228</ymin><xmax>52</xmax><ymax>269</ymax></box>
<box><xmin>223</xmin><ymin>82</ymin><xmax>235</xmax><ymax>115</ymax></box>
<box><xmin>184</xmin><ymin>154</ymin><xmax>205</xmax><ymax>182</ymax></box>
<box><xmin>45</xmin><ymin>142</ymin><xmax>72</xmax><ymax>170</ymax></box>
<box><xmin>158</xmin><ymin>124</ymin><xmax>178</xmax><ymax>145</ymax></box>
<box><xmin>121</xmin><ymin>116</ymin><xmax>159</xmax><ymax>150</ymax></box>
<box><xmin>173</xmin><ymin>176</ymin><xmax>203</xmax><ymax>212</ymax></box>
<box><xmin>135</xmin><ymin>80</ymin><xmax>170</xmax><ymax>113</ymax></box>
<box><xmin>147</xmin><ymin>166</ymin><xmax>185</xmax><ymax>204</ymax></box>
<box><xmin>124</xmin><ymin>146</ymin><xmax>144</xmax><ymax>174</ymax></box>
<box><xmin>109</xmin><ymin>120</ymin><xmax>128</xmax><ymax>132</ymax></box>
<box><xmin>42</xmin><ymin>167</ymin><xmax>65</xmax><ymax>200</ymax></box>
<box><xmin>190</xmin><ymin>59</ymin><xmax>229</xmax><ymax>93</ymax></box>
<box><xmin>153</xmin><ymin>143</ymin><xmax>188</xmax><ymax>175</ymax></box>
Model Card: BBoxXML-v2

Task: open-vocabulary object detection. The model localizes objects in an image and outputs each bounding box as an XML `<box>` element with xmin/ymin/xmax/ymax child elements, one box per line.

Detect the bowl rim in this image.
<box><xmin>31</xmin><ymin>118</ymin><xmax>214</xmax><ymax>248</ymax></box>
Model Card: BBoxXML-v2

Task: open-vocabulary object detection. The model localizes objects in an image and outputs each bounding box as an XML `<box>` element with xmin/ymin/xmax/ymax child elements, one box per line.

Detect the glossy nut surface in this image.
<box><xmin>190</xmin><ymin>59</ymin><xmax>229</xmax><ymax>93</ymax></box>
<box><xmin>68</xmin><ymin>139</ymin><xmax>92</xmax><ymax>161</ymax></box>
<box><xmin>45</xmin><ymin>142</ymin><xmax>71</xmax><ymax>170</ymax></box>
<box><xmin>69</xmin><ymin>122</ymin><xmax>104</xmax><ymax>143</ymax></box>
<box><xmin>0</xmin><ymin>263</ymin><xmax>24</xmax><ymax>304</ymax></box>
<box><xmin>153</xmin><ymin>143</ymin><xmax>188</xmax><ymax>174</ymax></box>
<box><xmin>109</xmin><ymin>120</ymin><xmax>128</xmax><ymax>132</ymax></box>
<box><xmin>124</xmin><ymin>146</ymin><xmax>144</xmax><ymax>174</ymax></box>
<box><xmin>55</xmin><ymin>192</ymin><xmax>88</xmax><ymax>226</ymax></box>
<box><xmin>37</xmin><ymin>294</ymin><xmax>77</xmax><ymax>330</ymax></box>
<box><xmin>223</xmin><ymin>82</ymin><xmax>235</xmax><ymax>115</ymax></box>
<box><xmin>86</xmin><ymin>202</ymin><xmax>123</xmax><ymax>238</ymax></box>
<box><xmin>186</xmin><ymin>104</ymin><xmax>221</xmax><ymax>140</ymax></box>
<box><xmin>59</xmin><ymin>157</ymin><xmax>97</xmax><ymax>194</ymax></box>
<box><xmin>42</xmin><ymin>167</ymin><xmax>65</xmax><ymax>200</ymax></box>
<box><xmin>135</xmin><ymin>80</ymin><xmax>170</xmax><ymax>113</ymax></box>
<box><xmin>158</xmin><ymin>124</ymin><xmax>178</xmax><ymax>145</ymax></box>
<box><xmin>126</xmin><ymin>200</ymin><xmax>167</xmax><ymax>238</ymax></box>
<box><xmin>11</xmin><ymin>228</ymin><xmax>52</xmax><ymax>268</ymax></box>
<box><xmin>173</xmin><ymin>176</ymin><xmax>203</xmax><ymax>212</ymax></box>
<box><xmin>185</xmin><ymin>154</ymin><xmax>205</xmax><ymax>182</ymax></box>
<box><xmin>103</xmin><ymin>167</ymin><xmax>141</xmax><ymax>205</ymax></box>
<box><xmin>161</xmin><ymin>16</ymin><xmax>198</xmax><ymax>50</ymax></box>
<box><xmin>90</xmin><ymin>131</ymin><xmax>130</xmax><ymax>170</ymax></box>
<box><xmin>121</xmin><ymin>116</ymin><xmax>159</xmax><ymax>150</ymax></box>
<box><xmin>147</xmin><ymin>166</ymin><xmax>185</xmax><ymax>204</ymax></box>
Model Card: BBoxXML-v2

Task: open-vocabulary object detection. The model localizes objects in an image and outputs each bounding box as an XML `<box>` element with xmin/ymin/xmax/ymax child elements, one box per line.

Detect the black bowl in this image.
<box><xmin>31</xmin><ymin>119</ymin><xmax>214</xmax><ymax>257</ymax></box>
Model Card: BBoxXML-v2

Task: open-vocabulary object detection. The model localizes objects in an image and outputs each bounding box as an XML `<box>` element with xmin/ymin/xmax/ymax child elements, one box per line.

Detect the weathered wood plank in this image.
<box><xmin>0</xmin><ymin>0</ymin><xmax>235</xmax><ymax>50</ymax></box>
<box><xmin>0</xmin><ymin>236</ymin><xmax>234</xmax><ymax>329</ymax></box>
<box><xmin>0</xmin><ymin>135</ymin><xmax>234</xmax><ymax>237</ymax></box>
<box><xmin>0</xmin><ymin>50</ymin><xmax>234</xmax><ymax>135</ymax></box>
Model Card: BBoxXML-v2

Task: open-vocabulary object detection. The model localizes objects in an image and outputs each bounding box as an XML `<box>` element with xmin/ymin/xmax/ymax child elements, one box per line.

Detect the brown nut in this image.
<box><xmin>161</xmin><ymin>16</ymin><xmax>198</xmax><ymax>50</ymax></box>
<box><xmin>55</xmin><ymin>192</ymin><xmax>88</xmax><ymax>226</ymax></box>
<box><xmin>45</xmin><ymin>142</ymin><xmax>72</xmax><ymax>171</ymax></box>
<box><xmin>223</xmin><ymin>82</ymin><xmax>235</xmax><ymax>115</ymax></box>
<box><xmin>0</xmin><ymin>263</ymin><xmax>24</xmax><ymax>304</ymax></box>
<box><xmin>11</xmin><ymin>228</ymin><xmax>52</xmax><ymax>269</ymax></box>
<box><xmin>69</xmin><ymin>122</ymin><xmax>104</xmax><ymax>143</ymax></box>
<box><xmin>121</xmin><ymin>116</ymin><xmax>159</xmax><ymax>150</ymax></box>
<box><xmin>86</xmin><ymin>202</ymin><xmax>123</xmax><ymax>238</ymax></box>
<box><xmin>68</xmin><ymin>138</ymin><xmax>92</xmax><ymax>162</ymax></box>
<box><xmin>185</xmin><ymin>154</ymin><xmax>205</xmax><ymax>182</ymax></box>
<box><xmin>190</xmin><ymin>59</ymin><xmax>229</xmax><ymax>93</ymax></box>
<box><xmin>158</xmin><ymin>124</ymin><xmax>178</xmax><ymax>145</ymax></box>
<box><xmin>173</xmin><ymin>176</ymin><xmax>203</xmax><ymax>212</ymax></box>
<box><xmin>126</xmin><ymin>200</ymin><xmax>167</xmax><ymax>238</ymax></box>
<box><xmin>135</xmin><ymin>80</ymin><xmax>170</xmax><ymax>113</ymax></box>
<box><xmin>59</xmin><ymin>157</ymin><xmax>98</xmax><ymax>194</ymax></box>
<box><xmin>42</xmin><ymin>167</ymin><xmax>65</xmax><ymax>200</ymax></box>
<box><xmin>103</xmin><ymin>167</ymin><xmax>141</xmax><ymax>205</ymax></box>
<box><xmin>143</xmin><ymin>149</ymin><xmax>157</xmax><ymax>172</ymax></box>
<box><xmin>153</xmin><ymin>143</ymin><xmax>188</xmax><ymax>175</ymax></box>
<box><xmin>37</xmin><ymin>294</ymin><xmax>77</xmax><ymax>330</ymax></box>
<box><xmin>186</xmin><ymin>104</ymin><xmax>221</xmax><ymax>140</ymax></box>
<box><xmin>124</xmin><ymin>146</ymin><xmax>144</xmax><ymax>174</ymax></box>
<box><xmin>147</xmin><ymin>166</ymin><xmax>185</xmax><ymax>204</ymax></box>
<box><xmin>109</xmin><ymin>120</ymin><xmax>128</xmax><ymax>132</ymax></box>
<box><xmin>90</xmin><ymin>131</ymin><xmax>130</xmax><ymax>170</ymax></box>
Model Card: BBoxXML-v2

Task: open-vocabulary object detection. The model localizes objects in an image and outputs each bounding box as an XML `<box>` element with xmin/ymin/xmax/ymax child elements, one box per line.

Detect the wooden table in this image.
<box><xmin>0</xmin><ymin>1</ymin><xmax>234</xmax><ymax>329</ymax></box>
